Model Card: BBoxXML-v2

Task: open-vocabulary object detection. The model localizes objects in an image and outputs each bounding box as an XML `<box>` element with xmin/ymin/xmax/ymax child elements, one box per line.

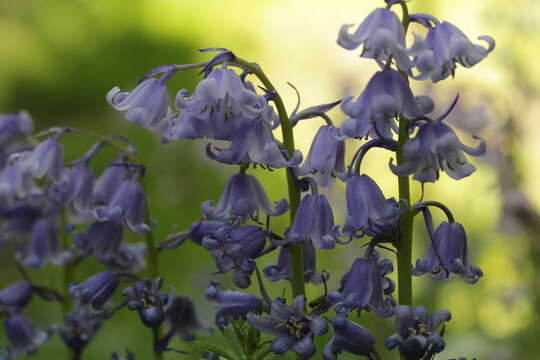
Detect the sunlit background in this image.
<box><xmin>0</xmin><ymin>0</ymin><xmax>537</xmax><ymax>358</ymax></box>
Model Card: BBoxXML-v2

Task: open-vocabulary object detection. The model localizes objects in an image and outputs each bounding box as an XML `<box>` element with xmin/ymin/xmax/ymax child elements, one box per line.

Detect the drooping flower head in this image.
<box><xmin>4</xmin><ymin>314</ymin><xmax>48</xmax><ymax>356</ymax></box>
<box><xmin>50</xmin><ymin>163</ymin><xmax>95</xmax><ymax>214</ymax></box>
<box><xmin>323</xmin><ymin>315</ymin><xmax>376</xmax><ymax>360</ymax></box>
<box><xmin>161</xmin><ymin>294</ymin><xmax>212</xmax><ymax>344</ymax></box>
<box><xmin>0</xmin><ymin>282</ymin><xmax>33</xmax><ymax>312</ymax></box>
<box><xmin>59</xmin><ymin>306</ymin><xmax>103</xmax><ymax>353</ymax></box>
<box><xmin>264</xmin><ymin>242</ymin><xmax>323</xmax><ymax>285</ymax></box>
<box><xmin>341</xmin><ymin>68</ymin><xmax>433</xmax><ymax>139</ymax></box>
<box><xmin>246</xmin><ymin>296</ymin><xmax>328</xmax><ymax>359</ymax></box>
<box><xmin>18</xmin><ymin>217</ymin><xmax>70</xmax><ymax>268</ymax></box>
<box><xmin>13</xmin><ymin>138</ymin><xmax>66</xmax><ymax>184</ymax></box>
<box><xmin>69</xmin><ymin>270</ymin><xmax>119</xmax><ymax>310</ymax></box>
<box><xmin>122</xmin><ymin>277</ymin><xmax>169</xmax><ymax>328</ymax></box>
<box><xmin>385</xmin><ymin>305</ymin><xmax>451</xmax><ymax>360</ymax></box>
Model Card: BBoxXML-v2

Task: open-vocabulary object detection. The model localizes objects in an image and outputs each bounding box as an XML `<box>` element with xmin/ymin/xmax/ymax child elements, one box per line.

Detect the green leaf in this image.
<box><xmin>192</xmin><ymin>341</ymin><xmax>236</xmax><ymax>360</ymax></box>
<box><xmin>222</xmin><ymin>327</ymin><xmax>245</xmax><ymax>358</ymax></box>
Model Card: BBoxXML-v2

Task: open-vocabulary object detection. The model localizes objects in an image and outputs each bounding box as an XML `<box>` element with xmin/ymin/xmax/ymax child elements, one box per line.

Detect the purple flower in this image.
<box><xmin>203</xmin><ymin>225</ymin><xmax>266</xmax><ymax>288</ymax></box>
<box><xmin>59</xmin><ymin>306</ymin><xmax>103</xmax><ymax>353</ymax></box>
<box><xmin>0</xmin><ymin>203</ymin><xmax>41</xmax><ymax>244</ymax></box>
<box><xmin>122</xmin><ymin>277</ymin><xmax>169</xmax><ymax>328</ymax></box>
<box><xmin>385</xmin><ymin>305</ymin><xmax>450</xmax><ymax>360</ymax></box>
<box><xmin>341</xmin><ymin>68</ymin><xmax>433</xmax><ymax>139</ymax></box>
<box><xmin>332</xmin><ymin>249</ymin><xmax>395</xmax><ymax>317</ymax></box>
<box><xmin>246</xmin><ymin>296</ymin><xmax>328</xmax><ymax>359</ymax></box>
<box><xmin>205</xmin><ymin>281</ymin><xmax>262</xmax><ymax>329</ymax></box>
<box><xmin>297</xmin><ymin>126</ymin><xmax>345</xmax><ymax>187</ymax></box>
<box><xmin>158</xmin><ymin>220</ymin><xmax>225</xmax><ymax>249</ymax></box>
<box><xmin>14</xmin><ymin>138</ymin><xmax>66</xmax><ymax>183</ymax></box>
<box><xmin>161</xmin><ymin>294</ymin><xmax>212</xmax><ymax>343</ymax></box>
<box><xmin>4</xmin><ymin>314</ymin><xmax>48</xmax><ymax>356</ymax></box>
<box><xmin>50</xmin><ymin>163</ymin><xmax>95</xmax><ymax>213</ymax></box>
<box><xmin>74</xmin><ymin>221</ymin><xmax>123</xmax><ymax>262</ymax></box>
<box><xmin>202</xmin><ymin>172</ymin><xmax>288</xmax><ymax>221</ymax></box>
<box><xmin>0</xmin><ymin>282</ymin><xmax>32</xmax><ymax>311</ymax></box>
<box><xmin>18</xmin><ymin>217</ymin><xmax>70</xmax><ymax>268</ymax></box>
<box><xmin>0</xmin><ymin>164</ymin><xmax>40</xmax><ymax>200</ymax></box>
<box><xmin>264</xmin><ymin>242</ymin><xmax>323</xmax><ymax>285</ymax></box>
<box><xmin>0</xmin><ymin>111</ymin><xmax>33</xmax><ymax>144</ymax></box>
<box><xmin>93</xmin><ymin>163</ymin><xmax>130</xmax><ymax>206</ymax></box>
<box><xmin>390</xmin><ymin>118</ymin><xmax>485</xmax><ymax>183</ymax></box>
<box><xmin>338</xmin><ymin>8</ymin><xmax>414</xmax><ymax>70</ymax></box>
<box><xmin>413</xmin><ymin>216</ymin><xmax>483</xmax><ymax>283</ymax></box>
<box><xmin>69</xmin><ymin>270</ymin><xmax>119</xmax><ymax>310</ymax></box>
<box><xmin>343</xmin><ymin>174</ymin><xmax>401</xmax><ymax>239</ymax></box>
<box><xmin>323</xmin><ymin>315</ymin><xmax>376</xmax><ymax>360</ymax></box>
<box><xmin>410</xmin><ymin>16</ymin><xmax>495</xmax><ymax>82</ymax></box>
<box><xmin>286</xmin><ymin>194</ymin><xmax>338</xmax><ymax>250</ymax></box>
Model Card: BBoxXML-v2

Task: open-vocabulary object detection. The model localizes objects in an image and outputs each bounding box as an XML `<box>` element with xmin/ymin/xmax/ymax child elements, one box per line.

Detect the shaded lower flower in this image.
<box><xmin>92</xmin><ymin>163</ymin><xmax>130</xmax><ymax>206</ymax></box>
<box><xmin>18</xmin><ymin>217</ymin><xmax>70</xmax><ymax>268</ymax></box>
<box><xmin>122</xmin><ymin>277</ymin><xmax>169</xmax><ymax>328</ymax></box>
<box><xmin>74</xmin><ymin>221</ymin><xmax>124</xmax><ymax>263</ymax></box>
<box><xmin>332</xmin><ymin>249</ymin><xmax>395</xmax><ymax>317</ymax></box>
<box><xmin>323</xmin><ymin>315</ymin><xmax>376</xmax><ymax>360</ymax></box>
<box><xmin>205</xmin><ymin>281</ymin><xmax>262</xmax><ymax>329</ymax></box>
<box><xmin>263</xmin><ymin>242</ymin><xmax>323</xmax><ymax>285</ymax></box>
<box><xmin>247</xmin><ymin>296</ymin><xmax>328</xmax><ymax>359</ymax></box>
<box><xmin>59</xmin><ymin>306</ymin><xmax>103</xmax><ymax>353</ymax></box>
<box><xmin>385</xmin><ymin>305</ymin><xmax>450</xmax><ymax>360</ymax></box>
<box><xmin>4</xmin><ymin>314</ymin><xmax>48</xmax><ymax>356</ymax></box>
<box><xmin>0</xmin><ymin>282</ymin><xmax>32</xmax><ymax>311</ymax></box>
<box><xmin>202</xmin><ymin>172</ymin><xmax>288</xmax><ymax>221</ymax></box>
<box><xmin>69</xmin><ymin>270</ymin><xmax>119</xmax><ymax>310</ymax></box>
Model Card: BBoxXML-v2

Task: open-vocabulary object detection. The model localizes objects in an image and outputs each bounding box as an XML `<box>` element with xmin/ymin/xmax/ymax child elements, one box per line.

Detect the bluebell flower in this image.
<box><xmin>338</xmin><ymin>8</ymin><xmax>414</xmax><ymax>71</ymax></box>
<box><xmin>385</xmin><ymin>305</ymin><xmax>450</xmax><ymax>360</ymax></box>
<box><xmin>59</xmin><ymin>306</ymin><xmax>103</xmax><ymax>353</ymax></box>
<box><xmin>92</xmin><ymin>163</ymin><xmax>129</xmax><ymax>206</ymax></box>
<box><xmin>107</xmin><ymin>72</ymin><xmax>172</xmax><ymax>132</ymax></box>
<box><xmin>286</xmin><ymin>194</ymin><xmax>338</xmax><ymax>250</ymax></box>
<box><xmin>340</xmin><ymin>68</ymin><xmax>433</xmax><ymax>139</ymax></box>
<box><xmin>203</xmin><ymin>225</ymin><xmax>266</xmax><ymax>288</ymax></box>
<box><xmin>323</xmin><ymin>315</ymin><xmax>376</xmax><ymax>360</ymax></box>
<box><xmin>205</xmin><ymin>281</ymin><xmax>262</xmax><ymax>329</ymax></box>
<box><xmin>101</xmin><ymin>242</ymin><xmax>147</xmax><ymax>272</ymax></box>
<box><xmin>14</xmin><ymin>138</ymin><xmax>66</xmax><ymax>183</ymax></box>
<box><xmin>264</xmin><ymin>242</ymin><xmax>323</xmax><ymax>285</ymax></box>
<box><xmin>50</xmin><ymin>163</ymin><xmax>95</xmax><ymax>214</ymax></box>
<box><xmin>246</xmin><ymin>296</ymin><xmax>328</xmax><ymax>359</ymax></box>
<box><xmin>158</xmin><ymin>220</ymin><xmax>225</xmax><ymax>249</ymax></box>
<box><xmin>0</xmin><ymin>164</ymin><xmax>39</xmax><ymax>200</ymax></box>
<box><xmin>343</xmin><ymin>174</ymin><xmax>401</xmax><ymax>239</ymax></box>
<box><xmin>93</xmin><ymin>179</ymin><xmax>151</xmax><ymax>233</ymax></box>
<box><xmin>413</xmin><ymin>219</ymin><xmax>483</xmax><ymax>284</ymax></box>
<box><xmin>409</xmin><ymin>15</ymin><xmax>495</xmax><ymax>82</ymax></box>
<box><xmin>18</xmin><ymin>217</ymin><xmax>70</xmax><ymax>268</ymax></box>
<box><xmin>161</xmin><ymin>294</ymin><xmax>212</xmax><ymax>343</ymax></box>
<box><xmin>74</xmin><ymin>221</ymin><xmax>123</xmax><ymax>262</ymax></box>
<box><xmin>122</xmin><ymin>277</ymin><xmax>169</xmax><ymax>328</ymax></box>
<box><xmin>390</xmin><ymin>118</ymin><xmax>485</xmax><ymax>183</ymax></box>
<box><xmin>0</xmin><ymin>203</ymin><xmax>41</xmax><ymax>244</ymax></box>
<box><xmin>297</xmin><ymin>125</ymin><xmax>345</xmax><ymax>187</ymax></box>
<box><xmin>332</xmin><ymin>249</ymin><xmax>395</xmax><ymax>317</ymax></box>
<box><xmin>0</xmin><ymin>282</ymin><xmax>32</xmax><ymax>311</ymax></box>
<box><xmin>4</xmin><ymin>314</ymin><xmax>48</xmax><ymax>356</ymax></box>
<box><xmin>0</xmin><ymin>111</ymin><xmax>33</xmax><ymax>144</ymax></box>
<box><xmin>69</xmin><ymin>270</ymin><xmax>119</xmax><ymax>310</ymax></box>
<box><xmin>202</xmin><ymin>172</ymin><xmax>288</xmax><ymax>221</ymax></box>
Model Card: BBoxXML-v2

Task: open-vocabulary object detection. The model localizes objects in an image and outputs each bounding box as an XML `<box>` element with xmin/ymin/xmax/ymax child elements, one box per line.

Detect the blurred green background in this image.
<box><xmin>0</xmin><ymin>0</ymin><xmax>537</xmax><ymax>359</ymax></box>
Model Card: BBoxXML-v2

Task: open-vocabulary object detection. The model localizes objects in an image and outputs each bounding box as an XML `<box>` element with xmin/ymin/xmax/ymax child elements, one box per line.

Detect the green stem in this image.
<box><xmin>60</xmin><ymin>209</ymin><xmax>77</xmax><ymax>359</ymax></box>
<box><xmin>231</xmin><ymin>58</ymin><xmax>305</xmax><ymax>299</ymax></box>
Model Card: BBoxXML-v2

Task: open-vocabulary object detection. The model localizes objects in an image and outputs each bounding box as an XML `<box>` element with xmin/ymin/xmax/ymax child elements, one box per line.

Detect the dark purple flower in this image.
<box><xmin>203</xmin><ymin>225</ymin><xmax>266</xmax><ymax>288</ymax></box>
<box><xmin>0</xmin><ymin>282</ymin><xmax>32</xmax><ymax>311</ymax></box>
<box><xmin>297</xmin><ymin>126</ymin><xmax>345</xmax><ymax>187</ymax></box>
<box><xmin>18</xmin><ymin>217</ymin><xmax>69</xmax><ymax>268</ymax></box>
<box><xmin>162</xmin><ymin>294</ymin><xmax>212</xmax><ymax>342</ymax></box>
<box><xmin>286</xmin><ymin>194</ymin><xmax>337</xmax><ymax>250</ymax></box>
<box><xmin>14</xmin><ymin>138</ymin><xmax>66</xmax><ymax>183</ymax></box>
<box><xmin>69</xmin><ymin>270</ymin><xmax>119</xmax><ymax>310</ymax></box>
<box><xmin>390</xmin><ymin>118</ymin><xmax>485</xmax><ymax>183</ymax></box>
<box><xmin>74</xmin><ymin>221</ymin><xmax>123</xmax><ymax>262</ymax></box>
<box><xmin>410</xmin><ymin>16</ymin><xmax>495</xmax><ymax>82</ymax></box>
<box><xmin>385</xmin><ymin>305</ymin><xmax>450</xmax><ymax>360</ymax></box>
<box><xmin>4</xmin><ymin>314</ymin><xmax>48</xmax><ymax>356</ymax></box>
<box><xmin>413</xmin><ymin>219</ymin><xmax>483</xmax><ymax>284</ymax></box>
<box><xmin>332</xmin><ymin>249</ymin><xmax>395</xmax><ymax>317</ymax></box>
<box><xmin>338</xmin><ymin>8</ymin><xmax>414</xmax><ymax>70</ymax></box>
<box><xmin>205</xmin><ymin>281</ymin><xmax>262</xmax><ymax>329</ymax></box>
<box><xmin>93</xmin><ymin>163</ymin><xmax>130</xmax><ymax>206</ymax></box>
<box><xmin>0</xmin><ymin>203</ymin><xmax>41</xmax><ymax>243</ymax></box>
<box><xmin>158</xmin><ymin>220</ymin><xmax>225</xmax><ymax>249</ymax></box>
<box><xmin>122</xmin><ymin>277</ymin><xmax>169</xmax><ymax>328</ymax></box>
<box><xmin>59</xmin><ymin>306</ymin><xmax>103</xmax><ymax>353</ymax></box>
<box><xmin>340</xmin><ymin>68</ymin><xmax>433</xmax><ymax>139</ymax></box>
<box><xmin>247</xmin><ymin>296</ymin><xmax>328</xmax><ymax>359</ymax></box>
<box><xmin>323</xmin><ymin>315</ymin><xmax>376</xmax><ymax>360</ymax></box>
<box><xmin>264</xmin><ymin>242</ymin><xmax>323</xmax><ymax>285</ymax></box>
<box><xmin>202</xmin><ymin>172</ymin><xmax>288</xmax><ymax>221</ymax></box>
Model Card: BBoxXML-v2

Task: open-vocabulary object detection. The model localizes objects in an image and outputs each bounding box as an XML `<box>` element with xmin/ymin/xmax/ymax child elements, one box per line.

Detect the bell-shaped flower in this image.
<box><xmin>122</xmin><ymin>277</ymin><xmax>169</xmax><ymax>328</ymax></box>
<box><xmin>202</xmin><ymin>172</ymin><xmax>288</xmax><ymax>221</ymax></box>
<box><xmin>59</xmin><ymin>306</ymin><xmax>103</xmax><ymax>353</ymax></box>
<box><xmin>18</xmin><ymin>217</ymin><xmax>70</xmax><ymax>268</ymax></box>
<box><xmin>74</xmin><ymin>221</ymin><xmax>123</xmax><ymax>263</ymax></box>
<box><xmin>246</xmin><ymin>296</ymin><xmax>328</xmax><ymax>359</ymax></box>
<box><xmin>4</xmin><ymin>314</ymin><xmax>48</xmax><ymax>356</ymax></box>
<box><xmin>390</xmin><ymin>118</ymin><xmax>485</xmax><ymax>183</ymax></box>
<box><xmin>323</xmin><ymin>315</ymin><xmax>376</xmax><ymax>360</ymax></box>
<box><xmin>385</xmin><ymin>305</ymin><xmax>450</xmax><ymax>360</ymax></box>
<box><xmin>93</xmin><ymin>179</ymin><xmax>151</xmax><ymax>233</ymax></box>
<box><xmin>0</xmin><ymin>111</ymin><xmax>33</xmax><ymax>144</ymax></box>
<box><xmin>332</xmin><ymin>249</ymin><xmax>395</xmax><ymax>317</ymax></box>
<box><xmin>264</xmin><ymin>242</ymin><xmax>323</xmax><ymax>285</ymax></box>
<box><xmin>14</xmin><ymin>138</ymin><xmax>66</xmax><ymax>183</ymax></box>
<box><xmin>50</xmin><ymin>163</ymin><xmax>95</xmax><ymax>214</ymax></box>
<box><xmin>205</xmin><ymin>281</ymin><xmax>262</xmax><ymax>329</ymax></box>
<box><xmin>203</xmin><ymin>225</ymin><xmax>266</xmax><ymax>288</ymax></box>
<box><xmin>0</xmin><ymin>282</ymin><xmax>32</xmax><ymax>312</ymax></box>
<box><xmin>93</xmin><ymin>163</ymin><xmax>130</xmax><ymax>206</ymax></box>
<box><xmin>158</xmin><ymin>220</ymin><xmax>225</xmax><ymax>249</ymax></box>
<box><xmin>69</xmin><ymin>270</ymin><xmax>119</xmax><ymax>310</ymax></box>
<box><xmin>107</xmin><ymin>72</ymin><xmax>171</xmax><ymax>131</ymax></box>
<box><xmin>413</xmin><ymin>220</ymin><xmax>483</xmax><ymax>284</ymax></box>
<box><xmin>206</xmin><ymin>119</ymin><xmax>302</xmax><ymax>168</ymax></box>
<box><xmin>286</xmin><ymin>194</ymin><xmax>338</xmax><ymax>250</ymax></box>
<box><xmin>341</xmin><ymin>68</ymin><xmax>433</xmax><ymax>139</ymax></box>
<box><xmin>0</xmin><ymin>164</ymin><xmax>40</xmax><ymax>200</ymax></box>
<box><xmin>338</xmin><ymin>8</ymin><xmax>413</xmax><ymax>71</ymax></box>
<box><xmin>410</xmin><ymin>16</ymin><xmax>495</xmax><ymax>82</ymax></box>
<box><xmin>297</xmin><ymin>125</ymin><xmax>345</xmax><ymax>187</ymax></box>
<box><xmin>343</xmin><ymin>174</ymin><xmax>401</xmax><ymax>239</ymax></box>
<box><xmin>0</xmin><ymin>203</ymin><xmax>41</xmax><ymax>244</ymax></box>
